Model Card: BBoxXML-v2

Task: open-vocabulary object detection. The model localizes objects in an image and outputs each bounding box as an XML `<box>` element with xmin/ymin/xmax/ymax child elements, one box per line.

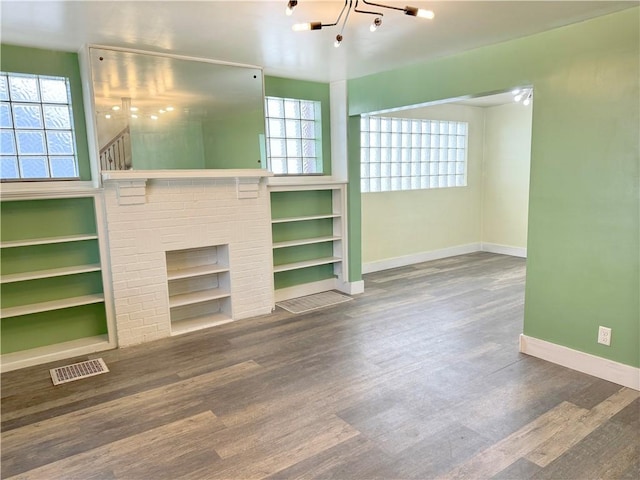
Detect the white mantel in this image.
<box><xmin>101</xmin><ymin>169</ymin><xmax>272</xmax><ymax>181</ymax></box>
<box><xmin>102</xmin><ymin>169</ymin><xmax>273</xmax><ymax>205</ymax></box>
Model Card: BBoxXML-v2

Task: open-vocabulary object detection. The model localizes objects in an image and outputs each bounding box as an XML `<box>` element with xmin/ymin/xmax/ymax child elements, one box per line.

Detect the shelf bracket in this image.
<box><xmin>236</xmin><ymin>177</ymin><xmax>261</xmax><ymax>199</ymax></box>
<box><xmin>116</xmin><ymin>180</ymin><xmax>147</xmax><ymax>205</ymax></box>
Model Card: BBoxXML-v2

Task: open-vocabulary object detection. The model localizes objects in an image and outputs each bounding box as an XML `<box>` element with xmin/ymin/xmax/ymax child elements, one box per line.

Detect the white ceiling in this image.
<box><xmin>1</xmin><ymin>1</ymin><xmax>636</xmax><ymax>83</ymax></box>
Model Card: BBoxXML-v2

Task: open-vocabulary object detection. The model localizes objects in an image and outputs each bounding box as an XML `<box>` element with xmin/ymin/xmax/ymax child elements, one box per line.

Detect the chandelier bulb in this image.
<box><xmin>286</xmin><ymin>0</ymin><xmax>297</xmax><ymax>16</ymax></box>
<box><xmin>293</xmin><ymin>21</ymin><xmax>321</xmax><ymax>31</ymax></box>
<box><xmin>334</xmin><ymin>34</ymin><xmax>343</xmax><ymax>48</ymax></box>
<box><xmin>405</xmin><ymin>6</ymin><xmax>434</xmax><ymax>19</ymax></box>
<box><xmin>370</xmin><ymin>17</ymin><xmax>382</xmax><ymax>32</ymax></box>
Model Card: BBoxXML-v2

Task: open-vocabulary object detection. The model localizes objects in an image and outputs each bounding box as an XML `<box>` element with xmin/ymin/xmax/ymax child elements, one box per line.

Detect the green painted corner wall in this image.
<box><xmin>130</xmin><ymin>118</ymin><xmax>206</xmax><ymax>170</ymax></box>
<box><xmin>202</xmin><ymin>109</ymin><xmax>265</xmax><ymax>169</ymax></box>
<box><xmin>347</xmin><ymin>8</ymin><xmax>639</xmax><ymax>367</ymax></box>
<box><xmin>0</xmin><ymin>44</ymin><xmax>92</xmax><ymax>181</ymax></box>
<box><xmin>265</xmin><ymin>75</ymin><xmax>332</xmax><ymax>175</ymax></box>
<box><xmin>347</xmin><ymin>115</ymin><xmax>363</xmax><ymax>281</ymax></box>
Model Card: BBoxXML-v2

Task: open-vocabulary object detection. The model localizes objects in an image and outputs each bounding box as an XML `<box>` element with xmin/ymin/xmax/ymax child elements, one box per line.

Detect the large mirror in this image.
<box><xmin>90</xmin><ymin>47</ymin><xmax>266</xmax><ymax>171</ymax></box>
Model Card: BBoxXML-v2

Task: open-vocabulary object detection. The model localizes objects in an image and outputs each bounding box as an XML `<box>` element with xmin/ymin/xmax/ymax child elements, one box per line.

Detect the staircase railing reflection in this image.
<box><xmin>99</xmin><ymin>126</ymin><xmax>131</xmax><ymax>171</ymax></box>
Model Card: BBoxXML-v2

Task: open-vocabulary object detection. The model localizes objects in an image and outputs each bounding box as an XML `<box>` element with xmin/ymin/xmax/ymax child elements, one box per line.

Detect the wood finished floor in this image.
<box><xmin>1</xmin><ymin>252</ymin><xmax>638</xmax><ymax>480</ymax></box>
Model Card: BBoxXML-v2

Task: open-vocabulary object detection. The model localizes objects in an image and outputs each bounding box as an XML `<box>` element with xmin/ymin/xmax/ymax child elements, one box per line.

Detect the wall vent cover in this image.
<box><xmin>50</xmin><ymin>358</ymin><xmax>109</xmax><ymax>385</ymax></box>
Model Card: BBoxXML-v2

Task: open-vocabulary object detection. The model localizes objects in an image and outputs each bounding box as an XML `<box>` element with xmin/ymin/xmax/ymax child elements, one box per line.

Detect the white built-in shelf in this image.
<box><xmin>0</xmin><ymin>294</ymin><xmax>105</xmax><ymax>319</ymax></box>
<box><xmin>0</xmin><ymin>234</ymin><xmax>98</xmax><ymax>249</ymax></box>
<box><xmin>0</xmin><ymin>263</ymin><xmax>102</xmax><ymax>284</ymax></box>
<box><xmin>271</xmin><ymin>213</ymin><xmax>340</xmax><ymax>224</ymax></box>
<box><xmin>166</xmin><ymin>264</ymin><xmax>229</xmax><ymax>281</ymax></box>
<box><xmin>273</xmin><ymin>236</ymin><xmax>342</xmax><ymax>249</ymax></box>
<box><xmin>168</xmin><ymin>288</ymin><xmax>230</xmax><ymax>309</ymax></box>
<box><xmin>273</xmin><ymin>256</ymin><xmax>342</xmax><ymax>273</ymax></box>
<box><xmin>170</xmin><ymin>312</ymin><xmax>234</xmax><ymax>336</ymax></box>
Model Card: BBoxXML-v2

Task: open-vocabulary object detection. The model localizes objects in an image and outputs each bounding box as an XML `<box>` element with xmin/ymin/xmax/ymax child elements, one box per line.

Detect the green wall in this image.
<box><xmin>0</xmin><ymin>44</ymin><xmax>92</xmax><ymax>181</ymax></box>
<box><xmin>202</xmin><ymin>108</ymin><xmax>265</xmax><ymax>169</ymax></box>
<box><xmin>265</xmin><ymin>75</ymin><xmax>332</xmax><ymax>175</ymax></box>
<box><xmin>347</xmin><ymin>8</ymin><xmax>639</xmax><ymax>367</ymax></box>
<box><xmin>130</xmin><ymin>118</ymin><xmax>206</xmax><ymax>169</ymax></box>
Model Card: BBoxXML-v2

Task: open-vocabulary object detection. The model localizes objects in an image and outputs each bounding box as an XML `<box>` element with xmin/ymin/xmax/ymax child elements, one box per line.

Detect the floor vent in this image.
<box><xmin>50</xmin><ymin>358</ymin><xmax>109</xmax><ymax>386</ymax></box>
<box><xmin>277</xmin><ymin>291</ymin><xmax>353</xmax><ymax>314</ymax></box>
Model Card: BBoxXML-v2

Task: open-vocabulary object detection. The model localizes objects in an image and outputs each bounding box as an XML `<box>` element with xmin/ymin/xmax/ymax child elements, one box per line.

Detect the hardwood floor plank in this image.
<box><xmin>6</xmin><ymin>412</ymin><xmax>222</xmax><ymax>480</ymax></box>
<box><xmin>532</xmin><ymin>420</ymin><xmax>640</xmax><ymax>480</ymax></box>
<box><xmin>490</xmin><ymin>458</ymin><xmax>541</xmax><ymax>480</ymax></box>
<box><xmin>386</xmin><ymin>424</ymin><xmax>492</xmax><ymax>479</ymax></box>
<box><xmin>453</xmin><ymin>358</ymin><xmax>596</xmax><ymax>442</ymax></box>
<box><xmin>1</xmin><ymin>361</ymin><xmax>259</xmax><ymax>478</ymax></box>
<box><xmin>1</xmin><ymin>334</ymin><xmax>233</xmax><ymax>423</ymax></box>
<box><xmin>182</xmin><ymin>414</ymin><xmax>360</xmax><ymax>480</ymax></box>
<box><xmin>526</xmin><ymin>387</ymin><xmax>639</xmax><ymax>467</ymax></box>
<box><xmin>438</xmin><ymin>401</ymin><xmax>588</xmax><ymax>480</ymax></box>
<box><xmin>262</xmin><ymin>435</ymin><xmax>397</xmax><ymax>480</ymax></box>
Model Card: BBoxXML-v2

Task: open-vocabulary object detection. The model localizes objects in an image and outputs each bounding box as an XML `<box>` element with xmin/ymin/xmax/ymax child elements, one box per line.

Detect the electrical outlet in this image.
<box><xmin>597</xmin><ymin>326</ymin><xmax>612</xmax><ymax>346</ymax></box>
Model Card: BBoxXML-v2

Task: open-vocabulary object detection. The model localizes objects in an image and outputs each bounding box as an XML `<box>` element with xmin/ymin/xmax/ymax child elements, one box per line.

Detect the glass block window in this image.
<box><xmin>265</xmin><ymin>96</ymin><xmax>322</xmax><ymax>175</ymax></box>
<box><xmin>360</xmin><ymin>115</ymin><xmax>468</xmax><ymax>193</ymax></box>
<box><xmin>1</xmin><ymin>72</ymin><xmax>79</xmax><ymax>180</ymax></box>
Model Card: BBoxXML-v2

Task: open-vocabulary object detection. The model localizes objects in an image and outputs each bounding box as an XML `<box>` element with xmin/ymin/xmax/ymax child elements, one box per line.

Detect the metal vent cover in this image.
<box><xmin>50</xmin><ymin>358</ymin><xmax>109</xmax><ymax>385</ymax></box>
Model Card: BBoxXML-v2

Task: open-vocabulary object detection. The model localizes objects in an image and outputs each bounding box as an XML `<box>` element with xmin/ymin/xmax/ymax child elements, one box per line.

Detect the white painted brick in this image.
<box><xmin>104</xmin><ymin>175</ymin><xmax>274</xmax><ymax>348</ymax></box>
<box><xmin>120</xmin><ymin>318</ymin><xmax>144</xmax><ymax>329</ymax></box>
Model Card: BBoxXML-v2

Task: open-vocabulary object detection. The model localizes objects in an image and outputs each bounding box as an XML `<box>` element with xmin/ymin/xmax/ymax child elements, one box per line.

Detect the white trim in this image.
<box><xmin>93</xmin><ymin>193</ymin><xmax>118</xmax><ymax>349</ymax></box>
<box><xmin>362</xmin><ymin>243</ymin><xmax>481</xmax><ymax>274</ymax></box>
<box><xmin>482</xmin><ymin>242</ymin><xmax>527</xmax><ymax>258</ymax></box>
<box><xmin>267</xmin><ymin>176</ymin><xmax>345</xmax><ymax>188</ymax></box>
<box><xmin>102</xmin><ymin>169</ymin><xmax>271</xmax><ymax>181</ymax></box>
<box><xmin>519</xmin><ymin>334</ymin><xmax>640</xmax><ymax>391</ymax></box>
<box><xmin>78</xmin><ymin>45</ymin><xmax>102</xmax><ymax>188</ymax></box>
<box><xmin>336</xmin><ymin>279</ymin><xmax>365</xmax><ymax>295</ymax></box>
<box><xmin>88</xmin><ymin>44</ymin><xmax>262</xmax><ymax>70</ymax></box>
<box><xmin>274</xmin><ymin>278</ymin><xmax>338</xmax><ymax>302</ymax></box>
<box><xmin>0</xmin><ymin>182</ymin><xmax>98</xmax><ymax>200</ymax></box>
<box><xmin>274</xmin><ymin>278</ymin><xmax>364</xmax><ymax>302</ymax></box>
<box><xmin>330</xmin><ymin>80</ymin><xmax>348</xmax><ymax>182</ymax></box>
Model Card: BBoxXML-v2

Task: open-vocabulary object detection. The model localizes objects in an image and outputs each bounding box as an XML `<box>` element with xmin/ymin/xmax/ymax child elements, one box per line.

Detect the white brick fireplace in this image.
<box><xmin>101</xmin><ymin>170</ymin><xmax>274</xmax><ymax>347</ymax></box>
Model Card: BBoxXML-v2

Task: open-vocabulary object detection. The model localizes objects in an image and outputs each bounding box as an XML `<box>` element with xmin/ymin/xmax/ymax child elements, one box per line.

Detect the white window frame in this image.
<box><xmin>1</xmin><ymin>71</ymin><xmax>79</xmax><ymax>182</ymax></box>
<box><xmin>265</xmin><ymin>96</ymin><xmax>323</xmax><ymax>176</ymax></box>
<box><xmin>360</xmin><ymin>115</ymin><xmax>468</xmax><ymax>193</ymax></box>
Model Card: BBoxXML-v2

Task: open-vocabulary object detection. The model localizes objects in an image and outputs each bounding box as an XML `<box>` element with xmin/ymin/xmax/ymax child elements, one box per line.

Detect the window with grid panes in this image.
<box><xmin>265</xmin><ymin>96</ymin><xmax>322</xmax><ymax>175</ymax></box>
<box><xmin>0</xmin><ymin>72</ymin><xmax>79</xmax><ymax>180</ymax></box>
<box><xmin>360</xmin><ymin>115</ymin><xmax>468</xmax><ymax>193</ymax></box>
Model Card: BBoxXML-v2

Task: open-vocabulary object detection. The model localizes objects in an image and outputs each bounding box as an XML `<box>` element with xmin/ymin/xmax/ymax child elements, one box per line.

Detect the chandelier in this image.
<box><xmin>286</xmin><ymin>0</ymin><xmax>435</xmax><ymax>47</ymax></box>
<box><xmin>513</xmin><ymin>88</ymin><xmax>533</xmax><ymax>106</ymax></box>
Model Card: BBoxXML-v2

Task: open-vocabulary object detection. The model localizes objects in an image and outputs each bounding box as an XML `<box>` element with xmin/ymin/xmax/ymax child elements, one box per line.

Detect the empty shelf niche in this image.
<box><xmin>166</xmin><ymin>245</ymin><xmax>232</xmax><ymax>335</ymax></box>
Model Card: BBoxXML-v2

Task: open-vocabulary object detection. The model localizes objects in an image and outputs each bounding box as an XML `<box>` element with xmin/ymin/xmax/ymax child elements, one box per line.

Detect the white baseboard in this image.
<box><xmin>274</xmin><ymin>278</ymin><xmax>365</xmax><ymax>302</ymax></box>
<box><xmin>274</xmin><ymin>278</ymin><xmax>339</xmax><ymax>302</ymax></box>
<box><xmin>519</xmin><ymin>334</ymin><xmax>640</xmax><ymax>390</ymax></box>
<box><xmin>336</xmin><ymin>279</ymin><xmax>365</xmax><ymax>295</ymax></box>
<box><xmin>482</xmin><ymin>242</ymin><xmax>527</xmax><ymax>258</ymax></box>
<box><xmin>362</xmin><ymin>243</ymin><xmax>481</xmax><ymax>274</ymax></box>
